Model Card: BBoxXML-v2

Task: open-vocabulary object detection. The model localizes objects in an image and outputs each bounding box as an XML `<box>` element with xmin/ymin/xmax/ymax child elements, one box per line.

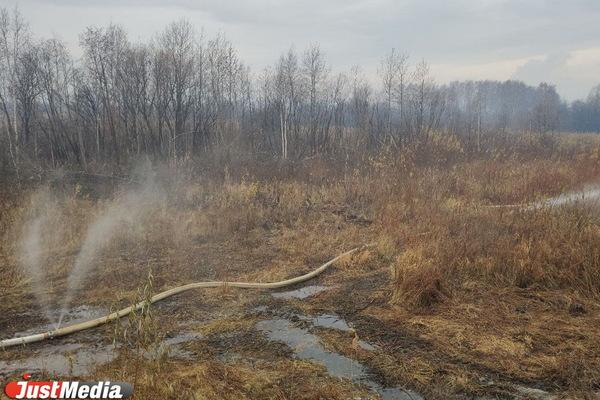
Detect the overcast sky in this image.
<box><xmin>6</xmin><ymin>0</ymin><xmax>600</xmax><ymax>101</ymax></box>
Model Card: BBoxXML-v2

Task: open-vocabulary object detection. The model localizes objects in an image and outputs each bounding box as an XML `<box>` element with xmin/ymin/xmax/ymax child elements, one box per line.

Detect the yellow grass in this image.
<box><xmin>2</xmin><ymin>132</ymin><xmax>600</xmax><ymax>398</ymax></box>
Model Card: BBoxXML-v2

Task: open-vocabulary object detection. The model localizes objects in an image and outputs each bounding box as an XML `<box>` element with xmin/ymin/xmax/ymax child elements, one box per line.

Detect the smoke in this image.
<box><xmin>18</xmin><ymin>190</ymin><xmax>64</xmax><ymax>325</ymax></box>
<box><xmin>58</xmin><ymin>167</ymin><xmax>166</xmax><ymax>326</ymax></box>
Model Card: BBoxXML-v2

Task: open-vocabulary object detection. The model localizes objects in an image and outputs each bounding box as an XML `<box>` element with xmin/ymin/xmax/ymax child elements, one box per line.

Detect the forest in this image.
<box><xmin>1</xmin><ymin>7</ymin><xmax>600</xmax><ymax>174</ymax></box>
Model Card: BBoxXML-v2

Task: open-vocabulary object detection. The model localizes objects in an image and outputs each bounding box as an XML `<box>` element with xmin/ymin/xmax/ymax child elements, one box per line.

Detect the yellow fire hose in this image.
<box><xmin>1</xmin><ymin>246</ymin><xmax>366</xmax><ymax>349</ymax></box>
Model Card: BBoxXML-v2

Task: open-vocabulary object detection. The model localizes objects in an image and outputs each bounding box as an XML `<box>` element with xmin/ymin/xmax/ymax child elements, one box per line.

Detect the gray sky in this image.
<box><xmin>8</xmin><ymin>0</ymin><xmax>600</xmax><ymax>101</ymax></box>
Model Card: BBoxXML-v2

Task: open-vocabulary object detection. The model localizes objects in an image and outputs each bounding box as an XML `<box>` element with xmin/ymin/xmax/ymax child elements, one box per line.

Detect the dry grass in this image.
<box><xmin>2</xmin><ymin>132</ymin><xmax>600</xmax><ymax>398</ymax></box>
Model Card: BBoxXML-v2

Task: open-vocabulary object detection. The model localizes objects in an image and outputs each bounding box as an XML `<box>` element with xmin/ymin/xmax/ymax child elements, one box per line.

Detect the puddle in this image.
<box><xmin>9</xmin><ymin>305</ymin><xmax>108</xmax><ymax>338</ymax></box>
<box><xmin>311</xmin><ymin>314</ymin><xmax>353</xmax><ymax>331</ymax></box>
<box><xmin>0</xmin><ymin>343</ymin><xmax>116</xmax><ymax>377</ymax></box>
<box><xmin>1</xmin><ymin>305</ymin><xmax>205</xmax><ymax>377</ymax></box>
<box><xmin>537</xmin><ymin>187</ymin><xmax>600</xmax><ymax>208</ymax></box>
<box><xmin>257</xmin><ymin>318</ymin><xmax>422</xmax><ymax>400</ymax></box>
<box><xmin>52</xmin><ymin>305</ymin><xmax>107</xmax><ymax>326</ymax></box>
<box><xmin>0</xmin><ymin>304</ymin><xmax>114</xmax><ymax>378</ymax></box>
<box><xmin>1</xmin><ymin>329</ymin><xmax>203</xmax><ymax>377</ymax></box>
<box><xmin>308</xmin><ymin>313</ymin><xmax>378</xmax><ymax>351</ymax></box>
<box><xmin>272</xmin><ymin>285</ymin><xmax>330</xmax><ymax>300</ymax></box>
<box><xmin>491</xmin><ymin>187</ymin><xmax>600</xmax><ymax>210</ymax></box>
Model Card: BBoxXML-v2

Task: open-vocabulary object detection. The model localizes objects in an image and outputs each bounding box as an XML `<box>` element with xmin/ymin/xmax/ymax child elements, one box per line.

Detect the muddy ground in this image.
<box><xmin>1</xmin><ymin>245</ymin><xmax>580</xmax><ymax>400</ymax></box>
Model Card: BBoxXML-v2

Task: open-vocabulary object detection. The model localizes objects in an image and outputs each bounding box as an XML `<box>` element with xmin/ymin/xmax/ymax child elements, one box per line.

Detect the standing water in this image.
<box><xmin>539</xmin><ymin>186</ymin><xmax>600</xmax><ymax>208</ymax></box>
<box><xmin>257</xmin><ymin>317</ymin><xmax>422</xmax><ymax>400</ymax></box>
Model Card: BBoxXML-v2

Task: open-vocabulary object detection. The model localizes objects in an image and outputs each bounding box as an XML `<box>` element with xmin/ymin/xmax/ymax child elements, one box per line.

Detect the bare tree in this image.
<box><xmin>301</xmin><ymin>43</ymin><xmax>328</xmax><ymax>154</ymax></box>
<box><xmin>80</xmin><ymin>24</ymin><xmax>129</xmax><ymax>163</ymax></box>
<box><xmin>379</xmin><ymin>48</ymin><xmax>408</xmax><ymax>143</ymax></box>
<box><xmin>0</xmin><ymin>6</ymin><xmax>30</xmax><ymax>171</ymax></box>
<box><xmin>275</xmin><ymin>47</ymin><xmax>301</xmax><ymax>159</ymax></box>
<box><xmin>37</xmin><ymin>38</ymin><xmax>75</xmax><ymax>166</ymax></box>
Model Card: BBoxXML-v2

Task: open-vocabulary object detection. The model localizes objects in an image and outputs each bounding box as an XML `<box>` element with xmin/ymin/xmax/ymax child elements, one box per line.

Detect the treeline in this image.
<box><xmin>0</xmin><ymin>8</ymin><xmax>598</xmax><ymax>172</ymax></box>
<box><xmin>563</xmin><ymin>86</ymin><xmax>600</xmax><ymax>133</ymax></box>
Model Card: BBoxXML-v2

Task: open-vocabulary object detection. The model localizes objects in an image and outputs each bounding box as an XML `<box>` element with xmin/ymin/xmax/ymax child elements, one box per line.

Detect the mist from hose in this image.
<box><xmin>18</xmin><ymin>191</ymin><xmax>63</xmax><ymax>326</ymax></box>
<box><xmin>57</xmin><ymin>167</ymin><xmax>166</xmax><ymax>327</ymax></box>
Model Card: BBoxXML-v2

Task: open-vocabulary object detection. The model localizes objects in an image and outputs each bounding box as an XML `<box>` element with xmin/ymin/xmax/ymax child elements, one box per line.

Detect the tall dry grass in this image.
<box><xmin>2</xmin><ymin>131</ymin><xmax>600</xmax><ymax>397</ymax></box>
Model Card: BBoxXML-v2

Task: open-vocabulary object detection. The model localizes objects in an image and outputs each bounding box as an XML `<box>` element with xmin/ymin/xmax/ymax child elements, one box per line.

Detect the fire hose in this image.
<box><xmin>1</xmin><ymin>246</ymin><xmax>366</xmax><ymax>349</ymax></box>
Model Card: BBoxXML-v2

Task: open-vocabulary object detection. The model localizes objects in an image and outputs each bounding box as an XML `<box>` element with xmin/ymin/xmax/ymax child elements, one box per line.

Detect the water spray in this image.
<box><xmin>58</xmin><ymin>176</ymin><xmax>164</xmax><ymax>325</ymax></box>
<box><xmin>18</xmin><ymin>192</ymin><xmax>64</xmax><ymax>327</ymax></box>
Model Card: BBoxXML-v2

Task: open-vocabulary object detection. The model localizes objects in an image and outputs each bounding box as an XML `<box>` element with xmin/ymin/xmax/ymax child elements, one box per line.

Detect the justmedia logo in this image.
<box><xmin>4</xmin><ymin>374</ymin><xmax>133</xmax><ymax>399</ymax></box>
